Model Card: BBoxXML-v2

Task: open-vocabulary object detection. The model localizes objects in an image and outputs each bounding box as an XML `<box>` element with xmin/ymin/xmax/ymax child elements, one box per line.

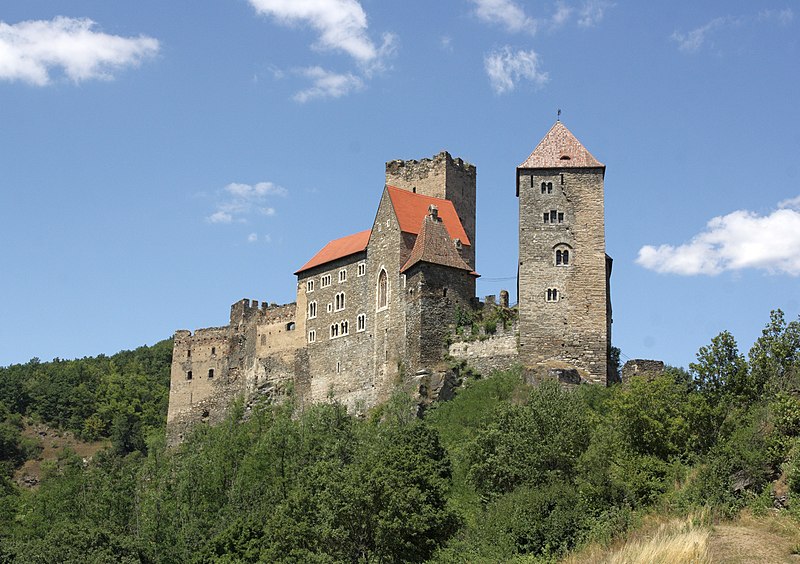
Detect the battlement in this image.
<box><xmin>385</xmin><ymin>150</ymin><xmax>476</xmax><ymax>182</ymax></box>
<box><xmin>230</xmin><ymin>298</ymin><xmax>297</xmax><ymax>326</ymax></box>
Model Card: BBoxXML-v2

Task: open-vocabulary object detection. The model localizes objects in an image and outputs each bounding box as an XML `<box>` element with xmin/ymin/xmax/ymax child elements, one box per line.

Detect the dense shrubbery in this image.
<box><xmin>0</xmin><ymin>340</ymin><xmax>172</xmax><ymax>454</ymax></box>
<box><xmin>1</xmin><ymin>310</ymin><xmax>800</xmax><ymax>562</ymax></box>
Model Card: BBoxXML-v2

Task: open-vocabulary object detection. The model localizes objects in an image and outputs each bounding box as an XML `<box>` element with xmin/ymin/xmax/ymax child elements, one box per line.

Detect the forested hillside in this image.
<box><xmin>1</xmin><ymin>311</ymin><xmax>799</xmax><ymax>562</ymax></box>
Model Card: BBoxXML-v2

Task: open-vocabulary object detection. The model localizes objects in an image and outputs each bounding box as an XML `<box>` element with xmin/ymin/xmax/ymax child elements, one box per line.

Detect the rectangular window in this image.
<box><xmin>339</xmin><ymin>268</ymin><xmax>347</xmax><ymax>283</ymax></box>
<box><xmin>327</xmin><ymin>303</ymin><xmax>333</xmax><ymax>313</ymax></box>
<box><xmin>358</xmin><ymin>262</ymin><xmax>366</xmax><ymax>276</ymax></box>
<box><xmin>208</xmin><ymin>369</ymin><xmax>214</xmax><ymax>379</ymax></box>
<box><xmin>543</xmin><ymin>213</ymin><xmax>549</xmax><ymax>223</ymax></box>
<box><xmin>550</xmin><ymin>210</ymin><xmax>557</xmax><ymax>222</ymax></box>
<box><xmin>308</xmin><ymin>330</ymin><xmax>316</xmax><ymax>343</ymax></box>
<box><xmin>321</xmin><ymin>274</ymin><xmax>331</xmax><ymax>287</ymax></box>
<box><xmin>357</xmin><ymin>314</ymin><xmax>366</xmax><ymax>332</ymax></box>
<box><xmin>557</xmin><ymin>212</ymin><xmax>564</xmax><ymax>223</ymax></box>
<box><xmin>307</xmin><ymin>280</ymin><xmax>314</xmax><ymax>292</ymax></box>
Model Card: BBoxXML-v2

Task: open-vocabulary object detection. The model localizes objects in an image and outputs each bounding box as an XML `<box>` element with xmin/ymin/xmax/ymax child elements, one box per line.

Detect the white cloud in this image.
<box><xmin>207</xmin><ymin>181</ymin><xmax>287</xmax><ymax>224</ymax></box>
<box><xmin>247</xmin><ymin>233</ymin><xmax>258</xmax><ymax>243</ymax></box>
<box><xmin>577</xmin><ymin>0</ymin><xmax>613</xmax><ymax>27</ymax></box>
<box><xmin>637</xmin><ymin>198</ymin><xmax>800</xmax><ymax>276</ymax></box>
<box><xmin>208</xmin><ymin>211</ymin><xmax>233</xmax><ymax>224</ymax></box>
<box><xmin>0</xmin><ymin>16</ymin><xmax>158</xmax><ymax>85</ymax></box>
<box><xmin>469</xmin><ymin>0</ymin><xmax>537</xmax><ymax>34</ymax></box>
<box><xmin>672</xmin><ymin>9</ymin><xmax>793</xmax><ymax>53</ymax></box>
<box><xmin>293</xmin><ymin>66</ymin><xmax>364</xmax><ymax>102</ymax></box>
<box><xmin>484</xmin><ymin>47</ymin><xmax>548</xmax><ymax>94</ymax></box>
<box><xmin>248</xmin><ymin>0</ymin><xmax>393</xmax><ymax>65</ymax></box>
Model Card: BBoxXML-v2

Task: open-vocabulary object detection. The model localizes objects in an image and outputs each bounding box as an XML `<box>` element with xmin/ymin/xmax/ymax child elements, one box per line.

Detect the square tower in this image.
<box><xmin>516</xmin><ymin>122</ymin><xmax>611</xmax><ymax>383</ymax></box>
<box><xmin>385</xmin><ymin>151</ymin><xmax>476</xmax><ymax>270</ymax></box>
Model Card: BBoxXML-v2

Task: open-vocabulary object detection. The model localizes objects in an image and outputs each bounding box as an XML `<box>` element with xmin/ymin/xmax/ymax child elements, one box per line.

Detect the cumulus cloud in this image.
<box><xmin>248</xmin><ymin>0</ymin><xmax>394</xmax><ymax>66</ymax></box>
<box><xmin>469</xmin><ymin>0</ymin><xmax>538</xmax><ymax>34</ymax></box>
<box><xmin>672</xmin><ymin>8</ymin><xmax>793</xmax><ymax>53</ymax></box>
<box><xmin>484</xmin><ymin>47</ymin><xmax>548</xmax><ymax>94</ymax></box>
<box><xmin>293</xmin><ymin>66</ymin><xmax>364</xmax><ymax>102</ymax></box>
<box><xmin>247</xmin><ymin>232</ymin><xmax>258</xmax><ymax>243</ymax></box>
<box><xmin>0</xmin><ymin>16</ymin><xmax>158</xmax><ymax>85</ymax></box>
<box><xmin>637</xmin><ymin>198</ymin><xmax>800</xmax><ymax>276</ymax></box>
<box><xmin>207</xmin><ymin>181</ymin><xmax>287</xmax><ymax>224</ymax></box>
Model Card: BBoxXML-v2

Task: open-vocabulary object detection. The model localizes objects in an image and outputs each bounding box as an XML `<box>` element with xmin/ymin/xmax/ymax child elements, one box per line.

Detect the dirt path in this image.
<box><xmin>709</xmin><ymin>513</ymin><xmax>800</xmax><ymax>563</ymax></box>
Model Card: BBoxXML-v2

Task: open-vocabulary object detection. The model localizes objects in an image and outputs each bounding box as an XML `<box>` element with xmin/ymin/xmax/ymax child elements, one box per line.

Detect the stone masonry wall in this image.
<box><xmin>517</xmin><ymin>168</ymin><xmax>609</xmax><ymax>383</ymax></box>
<box><xmin>449</xmin><ymin>318</ymin><xmax>520</xmax><ymax>377</ymax></box>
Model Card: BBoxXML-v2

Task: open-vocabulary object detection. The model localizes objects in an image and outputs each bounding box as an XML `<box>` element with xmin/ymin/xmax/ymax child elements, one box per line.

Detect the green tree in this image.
<box><xmin>690</xmin><ymin>330</ymin><xmax>748</xmax><ymax>403</ymax></box>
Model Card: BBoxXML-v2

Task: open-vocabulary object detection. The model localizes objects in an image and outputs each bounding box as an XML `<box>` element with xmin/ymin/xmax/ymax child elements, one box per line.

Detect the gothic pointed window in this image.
<box><xmin>377</xmin><ymin>269</ymin><xmax>388</xmax><ymax>310</ymax></box>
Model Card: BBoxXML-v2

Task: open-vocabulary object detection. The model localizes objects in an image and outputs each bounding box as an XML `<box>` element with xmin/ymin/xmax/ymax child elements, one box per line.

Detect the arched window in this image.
<box><xmin>334</xmin><ymin>292</ymin><xmax>345</xmax><ymax>311</ymax></box>
<box><xmin>377</xmin><ymin>269</ymin><xmax>388</xmax><ymax>310</ymax></box>
<box><xmin>554</xmin><ymin>244</ymin><xmax>572</xmax><ymax>266</ymax></box>
<box><xmin>308</xmin><ymin>301</ymin><xmax>317</xmax><ymax>319</ymax></box>
<box><xmin>341</xmin><ymin>320</ymin><xmax>349</xmax><ymax>335</ymax></box>
<box><xmin>546</xmin><ymin>288</ymin><xmax>559</xmax><ymax>302</ymax></box>
<box><xmin>541</xmin><ymin>182</ymin><xmax>547</xmax><ymax>194</ymax></box>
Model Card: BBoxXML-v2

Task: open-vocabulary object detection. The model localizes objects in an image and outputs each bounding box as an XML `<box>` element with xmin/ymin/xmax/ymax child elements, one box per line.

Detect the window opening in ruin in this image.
<box><xmin>335</xmin><ymin>292</ymin><xmax>346</xmax><ymax>311</ymax></box>
<box><xmin>308</xmin><ymin>301</ymin><xmax>317</xmax><ymax>319</ymax></box>
<box><xmin>286</xmin><ymin>322</ymin><xmax>296</xmax><ymax>331</ymax></box>
<box><xmin>307</xmin><ymin>280</ymin><xmax>314</xmax><ymax>293</ymax></box>
<box><xmin>208</xmin><ymin>369</ymin><xmax>214</xmax><ymax>378</ymax></box>
<box><xmin>358</xmin><ymin>262</ymin><xmax>366</xmax><ymax>276</ymax></box>
<box><xmin>546</xmin><ymin>288</ymin><xmax>559</xmax><ymax>302</ymax></box>
<box><xmin>187</xmin><ymin>370</ymin><xmax>192</xmax><ymax>380</ymax></box>
<box><xmin>377</xmin><ymin>269</ymin><xmax>388</xmax><ymax>310</ymax></box>
<box><xmin>321</xmin><ymin>274</ymin><xmax>331</xmax><ymax>287</ymax></box>
<box><xmin>330</xmin><ymin>324</ymin><xmax>339</xmax><ymax>338</ymax></box>
<box><xmin>339</xmin><ymin>269</ymin><xmax>347</xmax><ymax>283</ymax></box>
<box><xmin>357</xmin><ymin>313</ymin><xmax>366</xmax><ymax>332</ymax></box>
<box><xmin>308</xmin><ymin>330</ymin><xmax>316</xmax><ymax>343</ymax></box>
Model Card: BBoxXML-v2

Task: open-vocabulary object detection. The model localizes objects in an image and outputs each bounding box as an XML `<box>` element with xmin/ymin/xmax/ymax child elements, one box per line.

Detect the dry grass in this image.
<box><xmin>563</xmin><ymin>512</ymin><xmax>711</xmax><ymax>564</ymax></box>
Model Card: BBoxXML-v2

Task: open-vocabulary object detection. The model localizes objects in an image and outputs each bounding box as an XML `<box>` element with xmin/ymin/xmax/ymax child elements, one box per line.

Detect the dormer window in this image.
<box><xmin>560</xmin><ymin>155</ymin><xmax>571</xmax><ymax>160</ymax></box>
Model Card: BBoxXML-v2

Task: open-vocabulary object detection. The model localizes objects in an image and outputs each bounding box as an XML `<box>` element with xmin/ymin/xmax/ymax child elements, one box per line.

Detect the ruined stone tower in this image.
<box><xmin>516</xmin><ymin>121</ymin><xmax>612</xmax><ymax>383</ymax></box>
<box><xmin>385</xmin><ymin>151</ymin><xmax>477</xmax><ymax>270</ymax></box>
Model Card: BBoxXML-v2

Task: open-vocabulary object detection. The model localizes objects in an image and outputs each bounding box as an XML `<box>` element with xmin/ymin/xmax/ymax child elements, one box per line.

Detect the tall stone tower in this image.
<box><xmin>516</xmin><ymin>121</ymin><xmax>612</xmax><ymax>383</ymax></box>
<box><xmin>385</xmin><ymin>151</ymin><xmax>477</xmax><ymax>269</ymax></box>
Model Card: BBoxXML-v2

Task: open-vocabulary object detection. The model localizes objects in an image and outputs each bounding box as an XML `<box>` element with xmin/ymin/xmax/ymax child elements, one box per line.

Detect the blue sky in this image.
<box><xmin>1</xmin><ymin>1</ymin><xmax>798</xmax><ymax>371</ymax></box>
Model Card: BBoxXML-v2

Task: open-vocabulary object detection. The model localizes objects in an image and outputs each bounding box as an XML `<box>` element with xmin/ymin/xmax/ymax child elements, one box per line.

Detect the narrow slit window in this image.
<box><xmin>208</xmin><ymin>369</ymin><xmax>214</xmax><ymax>379</ymax></box>
<box><xmin>377</xmin><ymin>269</ymin><xmax>388</xmax><ymax>310</ymax></box>
<box><xmin>187</xmin><ymin>370</ymin><xmax>193</xmax><ymax>380</ymax></box>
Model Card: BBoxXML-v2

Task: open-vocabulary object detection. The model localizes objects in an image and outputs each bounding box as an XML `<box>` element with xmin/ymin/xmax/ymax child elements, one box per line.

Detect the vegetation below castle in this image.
<box><xmin>1</xmin><ymin>310</ymin><xmax>799</xmax><ymax>562</ymax></box>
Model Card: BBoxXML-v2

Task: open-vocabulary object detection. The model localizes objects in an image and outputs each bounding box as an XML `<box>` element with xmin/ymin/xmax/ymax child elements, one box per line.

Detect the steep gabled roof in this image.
<box><xmin>401</xmin><ymin>207</ymin><xmax>474</xmax><ymax>274</ymax></box>
<box><xmin>518</xmin><ymin>121</ymin><xmax>604</xmax><ymax>169</ymax></box>
<box><xmin>294</xmin><ymin>229</ymin><xmax>370</xmax><ymax>275</ymax></box>
<box><xmin>387</xmin><ymin>186</ymin><xmax>470</xmax><ymax>246</ymax></box>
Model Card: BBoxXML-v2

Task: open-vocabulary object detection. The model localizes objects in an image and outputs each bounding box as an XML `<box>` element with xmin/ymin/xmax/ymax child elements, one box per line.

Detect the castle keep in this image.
<box><xmin>167</xmin><ymin>122</ymin><xmax>613</xmax><ymax>444</ymax></box>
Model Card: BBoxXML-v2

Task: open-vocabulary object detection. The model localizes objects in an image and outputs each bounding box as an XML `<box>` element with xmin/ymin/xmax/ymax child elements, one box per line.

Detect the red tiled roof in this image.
<box><xmin>386</xmin><ymin>186</ymin><xmax>471</xmax><ymax>245</ymax></box>
<box><xmin>518</xmin><ymin>121</ymin><xmax>604</xmax><ymax>169</ymax></box>
<box><xmin>401</xmin><ymin>210</ymin><xmax>474</xmax><ymax>273</ymax></box>
<box><xmin>294</xmin><ymin>229</ymin><xmax>370</xmax><ymax>274</ymax></box>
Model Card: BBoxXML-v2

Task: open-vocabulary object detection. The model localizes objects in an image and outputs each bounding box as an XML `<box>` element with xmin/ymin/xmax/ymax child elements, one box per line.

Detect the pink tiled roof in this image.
<box><xmin>518</xmin><ymin>121</ymin><xmax>604</xmax><ymax>169</ymax></box>
<box><xmin>295</xmin><ymin>230</ymin><xmax>370</xmax><ymax>274</ymax></box>
<box><xmin>387</xmin><ymin>186</ymin><xmax>471</xmax><ymax>246</ymax></box>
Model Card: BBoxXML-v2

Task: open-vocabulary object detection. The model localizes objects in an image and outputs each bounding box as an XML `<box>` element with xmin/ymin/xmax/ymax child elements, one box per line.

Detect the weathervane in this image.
<box><xmin>557</xmin><ymin>108</ymin><xmax>561</xmax><ymax>121</ymax></box>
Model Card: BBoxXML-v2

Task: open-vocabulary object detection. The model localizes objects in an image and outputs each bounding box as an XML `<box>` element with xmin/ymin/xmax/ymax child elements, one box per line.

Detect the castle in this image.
<box><xmin>166</xmin><ymin>121</ymin><xmax>613</xmax><ymax>444</ymax></box>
